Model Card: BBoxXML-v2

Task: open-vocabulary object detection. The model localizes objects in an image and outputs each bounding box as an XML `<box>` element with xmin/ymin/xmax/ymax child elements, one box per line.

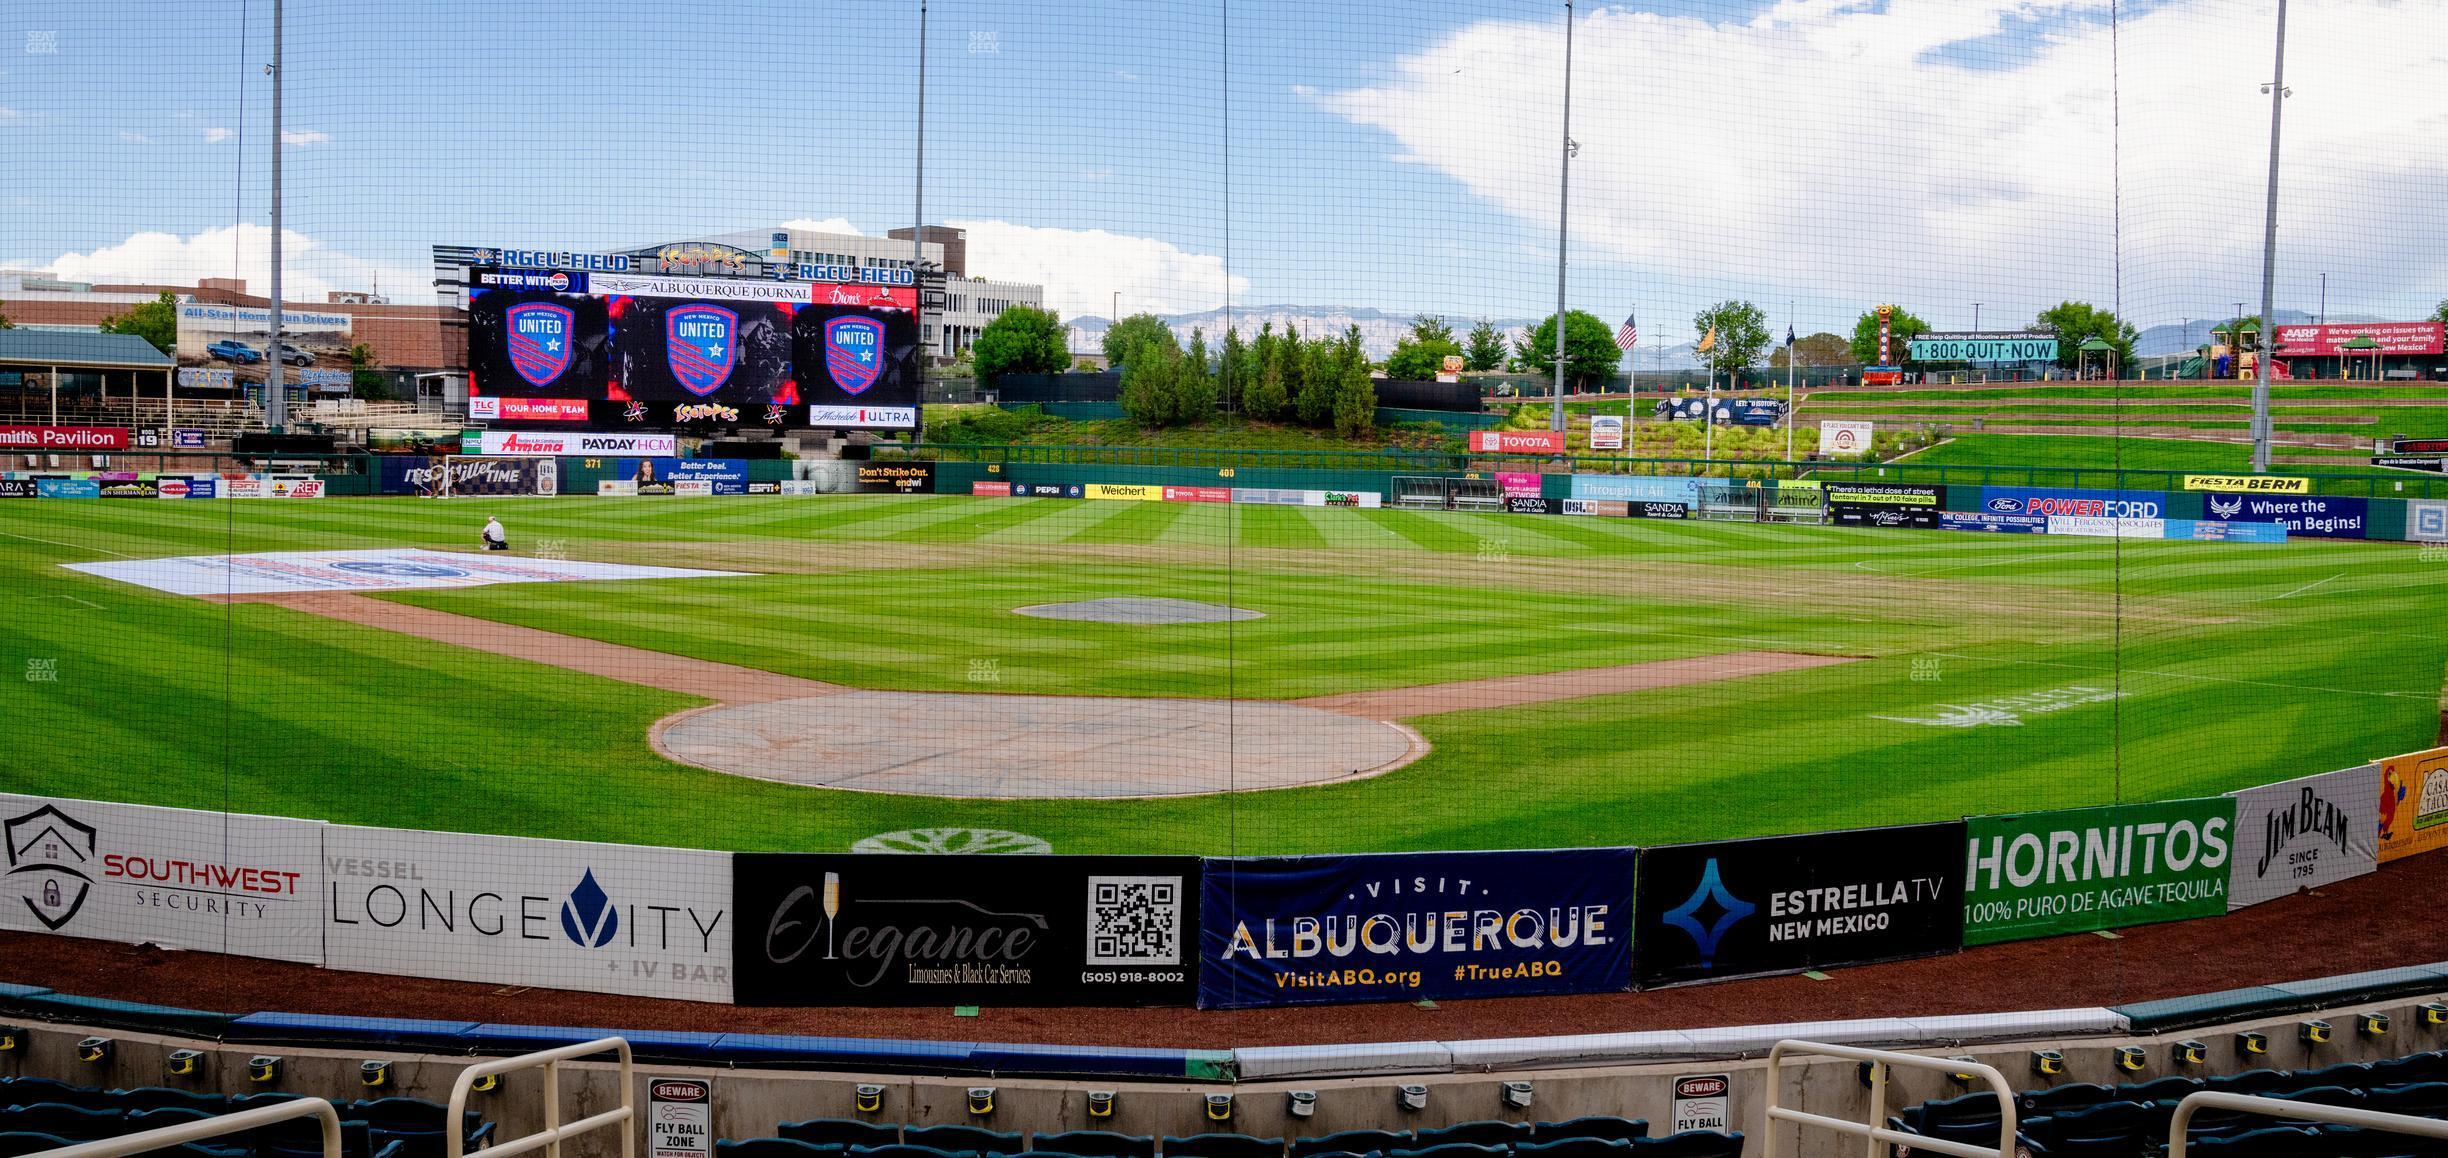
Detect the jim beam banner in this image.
<box><xmin>733</xmin><ymin>854</ymin><xmax>1200</xmax><ymax>1006</ymax></box>
<box><xmin>2380</xmin><ymin>745</ymin><xmax>2448</xmax><ymax>864</ymax></box>
<box><xmin>0</xmin><ymin>794</ymin><xmax>324</xmax><ymax>963</ymax></box>
<box><xmin>1198</xmin><ymin>848</ymin><xmax>1636</xmax><ymax>1008</ymax></box>
<box><xmin>1962</xmin><ymin>797</ymin><xmax>2235</xmax><ymax>945</ymax></box>
<box><xmin>2227</xmin><ymin>764</ymin><xmax>2380</xmax><ymax>910</ymax></box>
<box><xmin>1633</xmin><ymin>824</ymin><xmax>1962</xmax><ymax>988</ymax></box>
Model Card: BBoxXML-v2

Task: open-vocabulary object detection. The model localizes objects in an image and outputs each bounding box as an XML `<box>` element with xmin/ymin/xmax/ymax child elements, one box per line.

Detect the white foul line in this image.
<box><xmin>2268</xmin><ymin>572</ymin><xmax>2344</xmax><ymax>601</ymax></box>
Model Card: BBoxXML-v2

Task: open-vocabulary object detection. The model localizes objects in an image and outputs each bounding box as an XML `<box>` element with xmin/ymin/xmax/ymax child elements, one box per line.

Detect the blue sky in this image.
<box><xmin>4</xmin><ymin>0</ymin><xmax>2442</xmax><ymax>340</ymax></box>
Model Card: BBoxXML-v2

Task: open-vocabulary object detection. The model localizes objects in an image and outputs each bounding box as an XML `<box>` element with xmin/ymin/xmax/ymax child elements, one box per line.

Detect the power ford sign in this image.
<box><xmin>1981</xmin><ymin>487</ymin><xmax>2165</xmax><ymax>519</ymax></box>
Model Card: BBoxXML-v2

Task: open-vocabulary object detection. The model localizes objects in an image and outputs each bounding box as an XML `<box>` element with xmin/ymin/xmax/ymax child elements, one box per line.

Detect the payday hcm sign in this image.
<box><xmin>1963</xmin><ymin>797</ymin><xmax>2235</xmax><ymax>945</ymax></box>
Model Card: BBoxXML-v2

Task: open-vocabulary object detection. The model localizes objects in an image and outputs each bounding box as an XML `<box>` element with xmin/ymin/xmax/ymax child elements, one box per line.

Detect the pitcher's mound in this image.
<box><xmin>1015</xmin><ymin>597</ymin><xmax>1263</xmax><ymax>624</ymax></box>
<box><xmin>652</xmin><ymin>691</ymin><xmax>1419</xmax><ymax>798</ymax></box>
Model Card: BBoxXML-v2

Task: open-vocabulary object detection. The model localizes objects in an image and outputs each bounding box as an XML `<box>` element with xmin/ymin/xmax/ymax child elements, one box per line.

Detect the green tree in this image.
<box><xmin>1385</xmin><ymin>314</ymin><xmax>1463</xmax><ymax>381</ymax></box>
<box><xmin>1771</xmin><ymin>331</ymin><xmax>1849</xmax><ymax>369</ymax></box>
<box><xmin>0</xmin><ymin>305</ymin><xmax>14</xmax><ymax>329</ymax></box>
<box><xmin>970</xmin><ymin>304</ymin><xmax>1071</xmax><ymax>382</ymax></box>
<box><xmin>2034</xmin><ymin>300</ymin><xmax>2137</xmax><ymax>371</ymax></box>
<box><xmin>1102</xmin><ymin>312</ymin><xmax>1177</xmax><ymax>367</ymax></box>
<box><xmin>1463</xmin><ymin>319</ymin><xmax>1507</xmax><ymax>371</ymax></box>
<box><xmin>1296</xmin><ymin>332</ymin><xmax>1340</xmax><ymax>427</ymax></box>
<box><xmin>2433</xmin><ymin>299</ymin><xmax>2448</xmax><ymax>325</ymax></box>
<box><xmin>98</xmin><ymin>290</ymin><xmax>179</xmax><ymax>355</ymax></box>
<box><xmin>1246</xmin><ymin>323</ymin><xmax>1290</xmax><ymax>420</ymax></box>
<box><xmin>1118</xmin><ymin>344</ymin><xmax>1181</xmax><ymax>427</ymax></box>
<box><xmin>1692</xmin><ymin>300</ymin><xmax>1771</xmax><ymax>376</ymax></box>
<box><xmin>1333</xmin><ymin>330</ymin><xmax>1377</xmax><ymax>437</ymax></box>
<box><xmin>345</xmin><ymin>342</ymin><xmax>395</xmax><ymax>400</ymax></box>
<box><xmin>1218</xmin><ymin>326</ymin><xmax>1249</xmax><ymax>412</ymax></box>
<box><xmin>1178</xmin><ymin>328</ymin><xmax>1217</xmax><ymax>422</ymax></box>
<box><xmin>1510</xmin><ymin>310</ymin><xmax>1622</xmax><ymax>389</ymax></box>
<box><xmin>1848</xmin><ymin>305</ymin><xmax>1931</xmax><ymax>365</ymax></box>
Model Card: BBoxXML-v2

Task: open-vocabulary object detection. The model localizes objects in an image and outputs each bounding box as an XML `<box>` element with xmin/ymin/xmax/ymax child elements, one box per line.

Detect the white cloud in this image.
<box><xmin>202</xmin><ymin>126</ymin><xmax>233</xmax><ymax>143</ymax></box>
<box><xmin>40</xmin><ymin>224</ymin><xmax>430</xmax><ymax>305</ymax></box>
<box><xmin>117</xmin><ymin>131</ymin><xmax>151</xmax><ymax>144</ymax></box>
<box><xmin>1308</xmin><ymin>0</ymin><xmax>2448</xmax><ymax>323</ymax></box>
<box><xmin>0</xmin><ymin>107</ymin><xmax>23</xmax><ymax>121</ymax></box>
<box><xmin>946</xmin><ymin>218</ymin><xmax>1246</xmax><ymax>319</ymax></box>
<box><xmin>780</xmin><ymin>217</ymin><xmax>862</xmax><ymax>236</ymax></box>
<box><xmin>279</xmin><ymin>129</ymin><xmax>329</xmax><ymax>146</ymax></box>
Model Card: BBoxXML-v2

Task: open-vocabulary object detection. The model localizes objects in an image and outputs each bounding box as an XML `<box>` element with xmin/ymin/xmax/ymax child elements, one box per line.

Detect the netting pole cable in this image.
<box><xmin>1548</xmin><ymin>0</ymin><xmax>1577</xmax><ymax>433</ymax></box>
<box><xmin>222</xmin><ymin>0</ymin><xmax>250</xmax><ymax>957</ymax></box>
<box><xmin>2110</xmin><ymin>0</ymin><xmax>2125</xmax><ymax>812</ymax></box>
<box><xmin>2250</xmin><ymin>0</ymin><xmax>2290</xmax><ymax>474</ymax></box>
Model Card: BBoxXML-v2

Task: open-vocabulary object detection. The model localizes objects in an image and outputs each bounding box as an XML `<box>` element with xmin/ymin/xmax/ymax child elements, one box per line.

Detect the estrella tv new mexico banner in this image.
<box><xmin>1197</xmin><ymin>848</ymin><xmax>1636</xmax><ymax>1008</ymax></box>
<box><xmin>2380</xmin><ymin>745</ymin><xmax>2448</xmax><ymax>863</ymax></box>
<box><xmin>1962</xmin><ymin>797</ymin><xmax>2234</xmax><ymax>945</ymax></box>
<box><xmin>1632</xmin><ymin>824</ymin><xmax>1962</xmax><ymax>988</ymax></box>
<box><xmin>733</xmin><ymin>855</ymin><xmax>1200</xmax><ymax>1006</ymax></box>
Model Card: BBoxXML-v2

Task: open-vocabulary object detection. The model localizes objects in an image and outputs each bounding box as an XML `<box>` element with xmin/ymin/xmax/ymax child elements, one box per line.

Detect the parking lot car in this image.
<box><xmin>206</xmin><ymin>339</ymin><xmax>264</xmax><ymax>363</ymax></box>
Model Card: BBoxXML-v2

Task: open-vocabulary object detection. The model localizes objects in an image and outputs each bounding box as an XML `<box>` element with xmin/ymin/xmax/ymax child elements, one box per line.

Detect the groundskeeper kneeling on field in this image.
<box><xmin>482</xmin><ymin>516</ymin><xmax>508</xmax><ymax>551</ymax></box>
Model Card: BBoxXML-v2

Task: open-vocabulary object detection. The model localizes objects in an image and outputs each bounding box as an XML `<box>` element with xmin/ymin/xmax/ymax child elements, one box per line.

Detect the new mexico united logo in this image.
<box><xmin>824</xmin><ymin>316</ymin><xmax>886</xmax><ymax>395</ymax></box>
<box><xmin>665</xmin><ymin>304</ymin><xmax>739</xmax><ymax>396</ymax></box>
<box><xmin>4</xmin><ymin>804</ymin><xmax>97</xmax><ymax>931</ymax></box>
<box><xmin>505</xmin><ymin>302</ymin><xmax>575</xmax><ymax>387</ymax></box>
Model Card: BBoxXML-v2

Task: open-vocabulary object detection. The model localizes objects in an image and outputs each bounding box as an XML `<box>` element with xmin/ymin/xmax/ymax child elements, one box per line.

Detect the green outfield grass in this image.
<box><xmin>1</xmin><ymin>495</ymin><xmax>2438</xmax><ymax>856</ymax></box>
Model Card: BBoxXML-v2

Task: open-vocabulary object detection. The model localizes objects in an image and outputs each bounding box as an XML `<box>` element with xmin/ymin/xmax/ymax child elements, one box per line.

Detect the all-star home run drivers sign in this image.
<box><xmin>1962</xmin><ymin>797</ymin><xmax>2235</xmax><ymax>945</ymax></box>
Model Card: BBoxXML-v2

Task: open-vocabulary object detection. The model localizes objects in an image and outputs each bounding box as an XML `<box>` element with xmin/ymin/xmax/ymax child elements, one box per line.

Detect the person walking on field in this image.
<box><xmin>481</xmin><ymin>516</ymin><xmax>508</xmax><ymax>552</ymax></box>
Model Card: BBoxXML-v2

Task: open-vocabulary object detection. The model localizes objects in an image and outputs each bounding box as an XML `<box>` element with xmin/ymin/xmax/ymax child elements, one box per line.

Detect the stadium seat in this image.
<box><xmin>1625</xmin><ymin>1132</ymin><xmax>1740</xmax><ymax>1158</ymax></box>
<box><xmin>2020</xmin><ymin>1135</ymin><xmax>2140</xmax><ymax>1158</ymax></box>
<box><xmin>2025</xmin><ymin>1100</ymin><xmax>2164</xmax><ymax>1147</ymax></box>
<box><xmin>1387</xmin><ymin>1144</ymin><xmax>1507</xmax><ymax>1158</ymax></box>
<box><xmin>0</xmin><ymin>1081</ymin><xmax>121</xmax><ymax>1112</ymax></box>
<box><xmin>782</xmin><ymin>1121</ymin><xmax>901</xmax><ymax>1149</ymax></box>
<box><xmin>2366</xmin><ymin>1082</ymin><xmax>2448</xmax><ymax>1119</ymax></box>
<box><xmin>2368</xmin><ymin>1052</ymin><xmax>2448</xmax><ymax>1088</ymax></box>
<box><xmin>850</xmin><ymin>1143</ymin><xmax>973</xmax><ymax>1158</ymax></box>
<box><xmin>0</xmin><ymin>1134</ymin><xmax>74</xmax><ymax>1158</ymax></box>
<box><xmin>1531</xmin><ymin>1119</ymin><xmax>1647</xmax><ymax>1145</ymax></box>
<box><xmin>114</xmin><ymin>1087</ymin><xmax>231</xmax><ymax>1114</ymax></box>
<box><xmin>1162</xmin><ymin>1134</ymin><xmax>1285</xmax><ymax>1158</ymax></box>
<box><xmin>348</xmin><ymin>1098</ymin><xmax>493</xmax><ymax>1148</ymax></box>
<box><xmin>128</xmin><ymin>1107</ymin><xmax>219</xmax><ymax>1133</ymax></box>
<box><xmin>0</xmin><ymin>1104</ymin><xmax>128</xmax><ymax>1141</ymax></box>
<box><xmin>720</xmin><ymin>1140</ymin><xmax>844</xmax><ymax>1158</ymax></box>
<box><xmin>2200</xmin><ymin>1070</ymin><xmax>2294</xmax><ymax>1098</ymax></box>
<box><xmin>2018</xmin><ymin>1084</ymin><xmax>2117</xmax><ymax>1118</ymax></box>
<box><xmin>1038</xmin><ymin>1131</ymin><xmax>1157</xmax><ymax>1158</ymax></box>
<box><xmin>2293</xmin><ymin>1062</ymin><xmax>2374</xmax><ymax>1090</ymax></box>
<box><xmin>2317</xmin><ymin>1124</ymin><xmax>2443</xmax><ymax>1158</ymax></box>
<box><xmin>1906</xmin><ymin>1091</ymin><xmax>2006</xmax><ymax>1131</ymax></box>
<box><xmin>2114</xmin><ymin>1076</ymin><xmax>2204</xmax><ymax>1105</ymax></box>
<box><xmin>1292</xmin><ymin>1132</ymin><xmax>1408</xmax><ymax>1158</ymax></box>
<box><xmin>1514</xmin><ymin>1140</ymin><xmax>1630</xmax><ymax>1158</ymax></box>
<box><xmin>173</xmin><ymin>1144</ymin><xmax>248</xmax><ymax>1158</ymax></box>
<box><xmin>250</xmin><ymin>1115</ymin><xmax>400</xmax><ymax>1158</ymax></box>
<box><xmin>1411</xmin><ymin>1124</ymin><xmax>1531</xmax><ymax>1151</ymax></box>
<box><xmin>2184</xmin><ymin>1126</ymin><xmax>2322</xmax><ymax>1158</ymax></box>
<box><xmin>903</xmin><ymin>1126</ymin><xmax>1023</xmax><ymax>1157</ymax></box>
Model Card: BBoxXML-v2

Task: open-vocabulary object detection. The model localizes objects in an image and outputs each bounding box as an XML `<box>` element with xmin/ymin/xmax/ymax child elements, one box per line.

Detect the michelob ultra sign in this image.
<box><xmin>1963</xmin><ymin>797</ymin><xmax>2235</xmax><ymax>945</ymax></box>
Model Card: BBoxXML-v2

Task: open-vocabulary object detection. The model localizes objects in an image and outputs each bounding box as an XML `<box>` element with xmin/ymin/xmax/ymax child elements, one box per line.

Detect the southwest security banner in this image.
<box><xmin>0</xmin><ymin>794</ymin><xmax>324</xmax><ymax>964</ymax></box>
<box><xmin>1962</xmin><ymin>797</ymin><xmax>2235</xmax><ymax>945</ymax></box>
<box><xmin>733</xmin><ymin>855</ymin><xmax>1199</xmax><ymax>1006</ymax></box>
<box><xmin>1198</xmin><ymin>849</ymin><xmax>1636</xmax><ymax>1008</ymax></box>
<box><xmin>1632</xmin><ymin>824</ymin><xmax>1962</xmax><ymax>988</ymax></box>
<box><xmin>2227</xmin><ymin>764</ymin><xmax>2379</xmax><ymax>910</ymax></box>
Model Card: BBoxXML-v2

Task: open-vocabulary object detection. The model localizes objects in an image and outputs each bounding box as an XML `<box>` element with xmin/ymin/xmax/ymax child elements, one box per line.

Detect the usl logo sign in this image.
<box><xmin>665</xmin><ymin>304</ymin><xmax>739</xmax><ymax>396</ymax></box>
<box><xmin>824</xmin><ymin>316</ymin><xmax>885</xmax><ymax>394</ymax></box>
<box><xmin>4</xmin><ymin>804</ymin><xmax>97</xmax><ymax>931</ymax></box>
<box><xmin>506</xmin><ymin>303</ymin><xmax>576</xmax><ymax>387</ymax></box>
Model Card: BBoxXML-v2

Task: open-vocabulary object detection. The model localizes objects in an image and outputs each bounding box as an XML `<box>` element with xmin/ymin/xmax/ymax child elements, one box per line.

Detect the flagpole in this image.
<box><xmin>1786</xmin><ymin>319</ymin><xmax>1797</xmax><ymax>466</ymax></box>
<box><xmin>1625</xmin><ymin>331</ymin><xmax>1636</xmax><ymax>457</ymax></box>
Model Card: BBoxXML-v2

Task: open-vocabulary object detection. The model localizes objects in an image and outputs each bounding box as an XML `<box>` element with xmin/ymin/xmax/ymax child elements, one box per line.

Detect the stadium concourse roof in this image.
<box><xmin>0</xmin><ymin>329</ymin><xmax>174</xmax><ymax>369</ymax></box>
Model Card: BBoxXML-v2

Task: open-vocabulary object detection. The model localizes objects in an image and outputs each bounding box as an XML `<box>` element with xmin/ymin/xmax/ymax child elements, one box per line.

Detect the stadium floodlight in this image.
<box><xmin>2235</xmin><ymin>1030</ymin><xmax>2269</xmax><ymax>1056</ymax></box>
<box><xmin>1500</xmin><ymin>1082</ymin><xmax>1533</xmax><ymax>1111</ymax></box>
<box><xmin>2029</xmin><ymin>1050</ymin><xmax>2064</xmax><ymax>1077</ymax></box>
<box><xmin>1286</xmin><ymin>1092</ymin><xmax>1316</xmax><ymax>1120</ymax></box>
<box><xmin>854</xmin><ymin>1085</ymin><xmax>886</xmax><ymax>1115</ymax></box>
<box><xmin>1086</xmin><ymin>1091</ymin><xmax>1115</xmax><ymax>1119</ymax></box>
<box><xmin>165</xmin><ymin>1049</ymin><xmax>204</xmax><ymax>1078</ymax></box>
<box><xmin>359</xmin><ymin>1060</ymin><xmax>391</xmax><ymax>1088</ymax></box>
<box><xmin>1396</xmin><ymin>1085</ymin><xmax>1429</xmax><ymax>1113</ymax></box>
<box><xmin>1204</xmin><ymin>1093</ymin><xmax>1234</xmax><ymax>1122</ymax></box>
<box><xmin>76</xmin><ymin>1037</ymin><xmax>113</xmax><ymax>1066</ymax></box>
<box><xmin>2299</xmin><ymin>1019</ymin><xmax>2332</xmax><ymax>1046</ymax></box>
<box><xmin>2173</xmin><ymin>1041</ymin><xmax>2208</xmax><ymax>1067</ymax></box>
<box><xmin>2112</xmin><ymin>1046</ymin><xmax>2146</xmax><ymax>1073</ymax></box>
<box><xmin>966</xmin><ymin>1087</ymin><xmax>995</xmax><ymax>1117</ymax></box>
<box><xmin>248</xmin><ymin>1056</ymin><xmax>285</xmax><ymax>1084</ymax></box>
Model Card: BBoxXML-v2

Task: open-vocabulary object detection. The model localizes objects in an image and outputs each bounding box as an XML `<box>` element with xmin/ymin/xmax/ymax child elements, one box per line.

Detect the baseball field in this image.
<box><xmin>2</xmin><ymin>493</ymin><xmax>2438</xmax><ymax>856</ymax></box>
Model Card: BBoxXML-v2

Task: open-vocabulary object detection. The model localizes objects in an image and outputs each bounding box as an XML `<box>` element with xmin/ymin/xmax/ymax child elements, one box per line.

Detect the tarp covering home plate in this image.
<box><xmin>63</xmin><ymin>549</ymin><xmax>744</xmax><ymax>597</ymax></box>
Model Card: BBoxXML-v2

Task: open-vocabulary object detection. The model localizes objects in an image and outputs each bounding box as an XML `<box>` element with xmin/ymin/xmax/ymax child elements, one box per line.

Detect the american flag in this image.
<box><xmin>1616</xmin><ymin>312</ymin><xmax>1638</xmax><ymax>348</ymax></box>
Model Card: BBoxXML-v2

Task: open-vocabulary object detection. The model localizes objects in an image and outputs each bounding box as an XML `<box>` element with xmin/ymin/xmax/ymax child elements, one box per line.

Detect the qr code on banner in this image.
<box><xmin>1086</xmin><ymin>875</ymin><xmax>1183</xmax><ymax>965</ymax></box>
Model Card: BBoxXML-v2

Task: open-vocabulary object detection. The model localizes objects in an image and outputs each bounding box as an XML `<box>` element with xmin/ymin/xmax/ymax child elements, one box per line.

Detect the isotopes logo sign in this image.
<box><xmin>1963</xmin><ymin>798</ymin><xmax>2234</xmax><ymax>945</ymax></box>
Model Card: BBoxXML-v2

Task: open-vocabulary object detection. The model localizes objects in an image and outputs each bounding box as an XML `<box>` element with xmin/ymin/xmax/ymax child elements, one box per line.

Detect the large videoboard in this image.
<box><xmin>467</xmin><ymin>270</ymin><xmax>921</xmax><ymax>428</ymax></box>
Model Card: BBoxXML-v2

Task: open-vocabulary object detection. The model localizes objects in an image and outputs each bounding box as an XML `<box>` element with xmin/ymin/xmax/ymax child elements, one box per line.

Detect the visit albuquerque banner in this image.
<box><xmin>1197</xmin><ymin>849</ymin><xmax>1636</xmax><ymax>1008</ymax></box>
<box><xmin>1963</xmin><ymin>797</ymin><xmax>2235</xmax><ymax>945</ymax></box>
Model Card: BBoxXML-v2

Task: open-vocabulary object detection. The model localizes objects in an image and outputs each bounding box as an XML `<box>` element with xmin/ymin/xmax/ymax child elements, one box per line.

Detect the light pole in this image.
<box><xmin>1973</xmin><ymin>303</ymin><xmax>1981</xmax><ymax>331</ymax></box>
<box><xmin>2250</xmin><ymin>0</ymin><xmax>2290</xmax><ymax>473</ymax></box>
<box><xmin>913</xmin><ymin>1</ymin><xmax>928</xmax><ymax>364</ymax></box>
<box><xmin>2319</xmin><ymin>272</ymin><xmax>2326</xmax><ymax>325</ymax></box>
<box><xmin>265</xmin><ymin>0</ymin><xmax>285</xmax><ymax>430</ymax></box>
<box><xmin>1549</xmin><ymin>0</ymin><xmax>1577</xmax><ymax>432</ymax></box>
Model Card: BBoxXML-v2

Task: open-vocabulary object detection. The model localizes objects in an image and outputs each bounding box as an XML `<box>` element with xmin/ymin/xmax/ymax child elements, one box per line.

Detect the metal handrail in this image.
<box><xmin>1762</xmin><ymin>1039</ymin><xmax>2017</xmax><ymax>1158</ymax></box>
<box><xmin>34</xmin><ymin>1095</ymin><xmax>341</xmax><ymax>1158</ymax></box>
<box><xmin>2167</xmin><ymin>1091</ymin><xmax>2448</xmax><ymax>1156</ymax></box>
<box><xmin>447</xmin><ymin>1037</ymin><xmax>634</xmax><ymax>1158</ymax></box>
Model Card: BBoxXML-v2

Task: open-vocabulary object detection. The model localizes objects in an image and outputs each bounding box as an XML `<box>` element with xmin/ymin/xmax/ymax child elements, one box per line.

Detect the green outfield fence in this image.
<box><xmin>890</xmin><ymin>442</ymin><xmax>2448</xmax><ymax>499</ymax></box>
